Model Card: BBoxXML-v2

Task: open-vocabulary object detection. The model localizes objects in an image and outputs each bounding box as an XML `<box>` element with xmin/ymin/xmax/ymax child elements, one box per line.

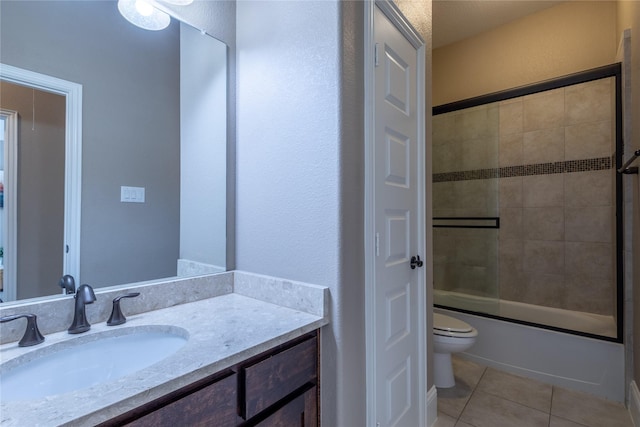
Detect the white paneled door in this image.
<box><xmin>368</xmin><ymin>3</ymin><xmax>426</xmax><ymax>427</ymax></box>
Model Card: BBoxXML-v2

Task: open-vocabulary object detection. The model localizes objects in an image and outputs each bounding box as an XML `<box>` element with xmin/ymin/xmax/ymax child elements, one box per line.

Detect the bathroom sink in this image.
<box><xmin>0</xmin><ymin>326</ymin><xmax>188</xmax><ymax>402</ymax></box>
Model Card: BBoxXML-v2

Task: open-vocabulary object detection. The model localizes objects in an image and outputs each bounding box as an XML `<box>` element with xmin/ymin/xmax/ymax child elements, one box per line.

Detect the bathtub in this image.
<box><xmin>434</xmin><ymin>289</ymin><xmax>617</xmax><ymax>338</ymax></box>
<box><xmin>434</xmin><ymin>290</ymin><xmax>625</xmax><ymax>403</ymax></box>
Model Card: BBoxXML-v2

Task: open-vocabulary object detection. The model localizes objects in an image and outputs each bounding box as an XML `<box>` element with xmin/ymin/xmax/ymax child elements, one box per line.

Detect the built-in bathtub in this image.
<box><xmin>434</xmin><ymin>289</ymin><xmax>617</xmax><ymax>338</ymax></box>
<box><xmin>434</xmin><ymin>290</ymin><xmax>625</xmax><ymax>403</ymax></box>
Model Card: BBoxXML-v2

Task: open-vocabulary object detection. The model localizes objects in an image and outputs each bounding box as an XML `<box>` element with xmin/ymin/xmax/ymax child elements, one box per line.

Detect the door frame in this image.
<box><xmin>1</xmin><ymin>109</ymin><xmax>18</xmax><ymax>301</ymax></box>
<box><xmin>0</xmin><ymin>63</ymin><xmax>82</xmax><ymax>295</ymax></box>
<box><xmin>364</xmin><ymin>1</ymin><xmax>427</xmax><ymax>425</ymax></box>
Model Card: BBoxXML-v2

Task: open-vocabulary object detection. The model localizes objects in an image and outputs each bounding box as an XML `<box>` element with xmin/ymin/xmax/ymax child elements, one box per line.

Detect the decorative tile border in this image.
<box><xmin>433</xmin><ymin>156</ymin><xmax>613</xmax><ymax>183</ymax></box>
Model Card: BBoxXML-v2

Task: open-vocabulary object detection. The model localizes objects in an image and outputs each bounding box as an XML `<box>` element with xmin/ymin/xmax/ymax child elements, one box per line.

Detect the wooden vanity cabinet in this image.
<box><xmin>122</xmin><ymin>371</ymin><xmax>238</xmax><ymax>427</ymax></box>
<box><xmin>251</xmin><ymin>385</ymin><xmax>317</xmax><ymax>427</ymax></box>
<box><xmin>102</xmin><ymin>330</ymin><xmax>319</xmax><ymax>427</ymax></box>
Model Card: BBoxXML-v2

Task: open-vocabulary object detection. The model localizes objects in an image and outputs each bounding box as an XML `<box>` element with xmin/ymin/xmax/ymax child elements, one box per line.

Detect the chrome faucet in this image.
<box><xmin>68</xmin><ymin>284</ymin><xmax>96</xmax><ymax>334</ymax></box>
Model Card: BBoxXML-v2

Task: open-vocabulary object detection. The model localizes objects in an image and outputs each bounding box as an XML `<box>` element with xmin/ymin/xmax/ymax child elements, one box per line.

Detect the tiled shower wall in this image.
<box><xmin>433</xmin><ymin>77</ymin><xmax>616</xmax><ymax>316</ymax></box>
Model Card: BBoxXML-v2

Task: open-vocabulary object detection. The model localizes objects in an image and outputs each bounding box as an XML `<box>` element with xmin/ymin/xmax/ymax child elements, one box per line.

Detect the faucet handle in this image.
<box><xmin>107</xmin><ymin>293</ymin><xmax>141</xmax><ymax>326</ymax></box>
<box><xmin>0</xmin><ymin>314</ymin><xmax>45</xmax><ymax>347</ymax></box>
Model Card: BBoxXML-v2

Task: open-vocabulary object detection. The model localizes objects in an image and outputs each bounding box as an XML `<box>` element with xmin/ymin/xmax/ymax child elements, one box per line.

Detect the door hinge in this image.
<box><xmin>375</xmin><ymin>232</ymin><xmax>380</xmax><ymax>257</ymax></box>
<box><xmin>374</xmin><ymin>43</ymin><xmax>380</xmax><ymax>67</ymax></box>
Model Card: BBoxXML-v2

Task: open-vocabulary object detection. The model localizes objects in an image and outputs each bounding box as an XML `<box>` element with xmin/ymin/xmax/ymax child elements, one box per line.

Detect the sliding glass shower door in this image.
<box><xmin>432</xmin><ymin>64</ymin><xmax>622</xmax><ymax>341</ymax></box>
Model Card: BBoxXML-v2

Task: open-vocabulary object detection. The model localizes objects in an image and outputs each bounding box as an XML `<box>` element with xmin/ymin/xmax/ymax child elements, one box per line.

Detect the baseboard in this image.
<box><xmin>630</xmin><ymin>381</ymin><xmax>640</xmax><ymax>426</ymax></box>
<box><xmin>427</xmin><ymin>385</ymin><xmax>438</xmax><ymax>427</ymax></box>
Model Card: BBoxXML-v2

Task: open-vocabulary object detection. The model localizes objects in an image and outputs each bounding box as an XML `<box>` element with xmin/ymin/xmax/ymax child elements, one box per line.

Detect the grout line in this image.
<box><xmin>445</xmin><ymin>358</ymin><xmax>631</xmax><ymax>427</ymax></box>
<box><xmin>455</xmin><ymin>366</ymin><xmax>488</xmax><ymax>422</ymax></box>
<box><xmin>474</xmin><ymin>367</ymin><xmax>556</xmax><ymax>416</ymax></box>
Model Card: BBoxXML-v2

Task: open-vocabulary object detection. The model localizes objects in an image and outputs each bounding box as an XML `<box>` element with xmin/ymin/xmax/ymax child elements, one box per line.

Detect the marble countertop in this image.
<box><xmin>0</xmin><ymin>274</ymin><xmax>329</xmax><ymax>427</ymax></box>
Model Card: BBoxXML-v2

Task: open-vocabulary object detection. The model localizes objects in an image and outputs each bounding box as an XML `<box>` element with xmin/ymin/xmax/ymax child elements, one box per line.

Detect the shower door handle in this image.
<box><xmin>410</xmin><ymin>255</ymin><xmax>424</xmax><ymax>269</ymax></box>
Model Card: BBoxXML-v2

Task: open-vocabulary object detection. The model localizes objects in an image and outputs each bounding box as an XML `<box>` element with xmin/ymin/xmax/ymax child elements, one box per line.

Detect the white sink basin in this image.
<box><xmin>0</xmin><ymin>326</ymin><xmax>188</xmax><ymax>402</ymax></box>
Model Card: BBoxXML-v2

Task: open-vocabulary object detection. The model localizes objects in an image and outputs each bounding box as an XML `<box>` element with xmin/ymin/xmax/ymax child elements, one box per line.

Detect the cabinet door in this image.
<box><xmin>253</xmin><ymin>385</ymin><xmax>317</xmax><ymax>427</ymax></box>
<box><xmin>124</xmin><ymin>372</ymin><xmax>237</xmax><ymax>427</ymax></box>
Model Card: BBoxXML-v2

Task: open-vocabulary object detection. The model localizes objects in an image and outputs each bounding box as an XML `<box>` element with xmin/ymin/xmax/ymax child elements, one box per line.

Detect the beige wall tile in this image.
<box><xmin>499</xmin><ymin>238</ymin><xmax>524</xmax><ymax>301</ymax></box>
<box><xmin>500</xmin><ymin>208</ymin><xmax>523</xmax><ymax>240</ymax></box>
<box><xmin>456</xmin><ymin>265</ymin><xmax>498</xmax><ymax>297</ymax></box>
<box><xmin>433</xmin><ymin>209</ymin><xmax>456</xmax><ymax>217</ymax></box>
<box><xmin>500</xmin><ymin>268</ymin><xmax>526</xmax><ymax>302</ymax></box>
<box><xmin>565</xmin><ymin>206</ymin><xmax>613</xmax><ymax>243</ymax></box>
<box><xmin>564</xmin><ymin>275</ymin><xmax>613</xmax><ymax>315</ymax></box>
<box><xmin>433</xmin><ymin>231</ymin><xmax>456</xmax><ymax>265</ymax></box>
<box><xmin>499</xmin><ymin>239</ymin><xmax>524</xmax><ymax>270</ymax></box>
<box><xmin>523</xmin><ymin>207</ymin><xmax>565</xmax><ymax>241</ymax></box>
<box><xmin>500</xmin><ymin>98</ymin><xmax>524</xmax><ymax>135</ymax></box>
<box><xmin>523</xmin><ymin>240</ymin><xmax>565</xmax><ymax>275</ymax></box>
<box><xmin>523</xmin><ymin>88</ymin><xmax>565</xmax><ymax>132</ymax></box>
<box><xmin>433</xmin><ymin>182</ymin><xmax>456</xmax><ymax>211</ymax></box>
<box><xmin>564</xmin><ymin>170</ymin><xmax>612</xmax><ymax>207</ymax></box>
<box><xmin>433</xmin><ymin>112</ymin><xmax>459</xmax><ymax>144</ymax></box>
<box><xmin>457</xmin><ymin>235</ymin><xmax>496</xmax><ymax>268</ymax></box>
<box><xmin>433</xmin><ymin>263</ymin><xmax>458</xmax><ymax>292</ymax></box>
<box><xmin>524</xmin><ymin>272</ymin><xmax>566</xmax><ymax>309</ymax></box>
<box><xmin>433</xmin><ymin>139</ymin><xmax>463</xmax><ymax>174</ymax></box>
<box><xmin>565</xmin><ymin>78</ymin><xmax>612</xmax><ymax>125</ymax></box>
<box><xmin>457</xmin><ymin>104</ymin><xmax>500</xmax><ymax>141</ymax></box>
<box><xmin>523</xmin><ymin>174</ymin><xmax>564</xmax><ymax>207</ymax></box>
<box><xmin>455</xmin><ymin>180</ymin><xmax>499</xmax><ymax>216</ymax></box>
<box><xmin>499</xmin><ymin>132</ymin><xmax>524</xmax><ymax>167</ymax></box>
<box><xmin>565</xmin><ymin>241</ymin><xmax>613</xmax><ymax>281</ymax></box>
<box><xmin>523</xmin><ymin>127</ymin><xmax>565</xmax><ymax>163</ymax></box>
<box><xmin>499</xmin><ymin>177</ymin><xmax>523</xmax><ymax>207</ymax></box>
<box><xmin>565</xmin><ymin>120</ymin><xmax>612</xmax><ymax>160</ymax></box>
<box><xmin>463</xmin><ymin>136</ymin><xmax>499</xmax><ymax>170</ymax></box>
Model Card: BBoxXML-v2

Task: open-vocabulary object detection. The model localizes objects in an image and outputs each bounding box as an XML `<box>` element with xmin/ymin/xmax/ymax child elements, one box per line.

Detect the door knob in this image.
<box><xmin>410</xmin><ymin>255</ymin><xmax>423</xmax><ymax>269</ymax></box>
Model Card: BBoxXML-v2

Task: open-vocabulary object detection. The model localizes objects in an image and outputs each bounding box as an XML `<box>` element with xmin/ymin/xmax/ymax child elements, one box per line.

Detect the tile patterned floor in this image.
<box><xmin>434</xmin><ymin>357</ymin><xmax>634</xmax><ymax>427</ymax></box>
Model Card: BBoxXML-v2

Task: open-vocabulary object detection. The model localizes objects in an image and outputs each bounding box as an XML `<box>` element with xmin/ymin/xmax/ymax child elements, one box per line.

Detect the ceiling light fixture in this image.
<box><xmin>117</xmin><ymin>0</ymin><xmax>170</xmax><ymax>31</ymax></box>
<box><xmin>163</xmin><ymin>0</ymin><xmax>194</xmax><ymax>5</ymax></box>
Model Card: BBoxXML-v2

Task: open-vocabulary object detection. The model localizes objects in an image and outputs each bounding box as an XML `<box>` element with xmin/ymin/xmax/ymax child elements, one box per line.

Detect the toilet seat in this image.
<box><xmin>433</xmin><ymin>313</ymin><xmax>477</xmax><ymax>338</ymax></box>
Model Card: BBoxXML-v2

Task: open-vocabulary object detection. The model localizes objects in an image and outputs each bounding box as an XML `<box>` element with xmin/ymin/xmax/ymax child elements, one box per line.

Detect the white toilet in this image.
<box><xmin>433</xmin><ymin>313</ymin><xmax>478</xmax><ymax>388</ymax></box>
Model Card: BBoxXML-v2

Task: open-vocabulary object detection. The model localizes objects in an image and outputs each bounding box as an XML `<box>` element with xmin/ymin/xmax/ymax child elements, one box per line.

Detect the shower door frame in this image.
<box><xmin>433</xmin><ymin>63</ymin><xmax>624</xmax><ymax>343</ymax></box>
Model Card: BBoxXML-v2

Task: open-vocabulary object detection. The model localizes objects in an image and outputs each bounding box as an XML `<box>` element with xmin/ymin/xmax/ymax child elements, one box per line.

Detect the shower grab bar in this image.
<box><xmin>618</xmin><ymin>149</ymin><xmax>640</xmax><ymax>174</ymax></box>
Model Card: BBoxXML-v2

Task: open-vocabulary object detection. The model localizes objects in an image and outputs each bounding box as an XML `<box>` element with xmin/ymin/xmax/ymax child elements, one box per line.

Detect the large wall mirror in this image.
<box><xmin>0</xmin><ymin>1</ymin><xmax>228</xmax><ymax>303</ymax></box>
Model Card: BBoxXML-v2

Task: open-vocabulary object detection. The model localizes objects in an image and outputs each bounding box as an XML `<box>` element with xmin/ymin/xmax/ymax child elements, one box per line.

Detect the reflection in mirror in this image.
<box><xmin>0</xmin><ymin>1</ymin><xmax>227</xmax><ymax>303</ymax></box>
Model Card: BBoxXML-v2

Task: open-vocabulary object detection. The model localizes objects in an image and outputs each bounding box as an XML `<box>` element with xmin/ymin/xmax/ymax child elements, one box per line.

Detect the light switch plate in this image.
<box><xmin>120</xmin><ymin>186</ymin><xmax>145</xmax><ymax>203</ymax></box>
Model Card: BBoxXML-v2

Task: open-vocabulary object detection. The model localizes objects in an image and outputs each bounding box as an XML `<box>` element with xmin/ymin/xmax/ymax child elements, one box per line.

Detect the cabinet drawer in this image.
<box><xmin>125</xmin><ymin>372</ymin><xmax>238</xmax><ymax>427</ymax></box>
<box><xmin>242</xmin><ymin>336</ymin><xmax>317</xmax><ymax>419</ymax></box>
<box><xmin>254</xmin><ymin>385</ymin><xmax>317</xmax><ymax>427</ymax></box>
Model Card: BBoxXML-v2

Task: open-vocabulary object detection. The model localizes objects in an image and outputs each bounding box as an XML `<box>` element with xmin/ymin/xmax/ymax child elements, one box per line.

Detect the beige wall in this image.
<box><xmin>433</xmin><ymin>1</ymin><xmax>618</xmax><ymax>106</ymax></box>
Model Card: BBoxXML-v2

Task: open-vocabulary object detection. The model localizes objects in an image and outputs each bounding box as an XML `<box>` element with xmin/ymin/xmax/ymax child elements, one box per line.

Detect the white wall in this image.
<box><xmin>235</xmin><ymin>1</ymin><xmax>367</xmax><ymax>425</ymax></box>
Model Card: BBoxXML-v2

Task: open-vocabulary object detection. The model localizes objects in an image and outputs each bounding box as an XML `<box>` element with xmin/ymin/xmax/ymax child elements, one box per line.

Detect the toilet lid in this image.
<box><xmin>433</xmin><ymin>313</ymin><xmax>474</xmax><ymax>333</ymax></box>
